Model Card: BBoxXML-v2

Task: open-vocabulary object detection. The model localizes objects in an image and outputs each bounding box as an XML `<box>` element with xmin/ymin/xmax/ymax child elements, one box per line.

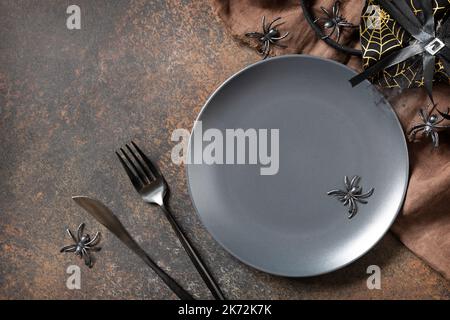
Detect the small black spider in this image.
<box><xmin>327</xmin><ymin>175</ymin><xmax>374</xmax><ymax>219</ymax></box>
<box><xmin>314</xmin><ymin>0</ymin><xmax>356</xmax><ymax>43</ymax></box>
<box><xmin>60</xmin><ymin>223</ymin><xmax>101</xmax><ymax>268</ymax></box>
<box><xmin>409</xmin><ymin>108</ymin><xmax>450</xmax><ymax>148</ymax></box>
<box><xmin>245</xmin><ymin>16</ymin><xmax>289</xmax><ymax>59</ymax></box>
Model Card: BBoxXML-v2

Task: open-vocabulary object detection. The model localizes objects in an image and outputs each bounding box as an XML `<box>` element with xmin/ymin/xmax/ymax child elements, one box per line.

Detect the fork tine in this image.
<box><xmin>131</xmin><ymin>141</ymin><xmax>161</xmax><ymax>178</ymax></box>
<box><xmin>116</xmin><ymin>151</ymin><xmax>143</xmax><ymax>190</ymax></box>
<box><xmin>120</xmin><ymin>147</ymin><xmax>149</xmax><ymax>185</ymax></box>
<box><xmin>126</xmin><ymin>144</ymin><xmax>153</xmax><ymax>181</ymax></box>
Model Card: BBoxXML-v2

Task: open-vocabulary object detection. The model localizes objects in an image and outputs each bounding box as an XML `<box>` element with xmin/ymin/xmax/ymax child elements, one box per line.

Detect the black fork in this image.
<box><xmin>116</xmin><ymin>141</ymin><xmax>225</xmax><ymax>300</ymax></box>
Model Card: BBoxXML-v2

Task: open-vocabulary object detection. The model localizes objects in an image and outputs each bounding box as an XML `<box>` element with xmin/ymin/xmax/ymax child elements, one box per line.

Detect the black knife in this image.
<box><xmin>72</xmin><ymin>196</ymin><xmax>194</xmax><ymax>300</ymax></box>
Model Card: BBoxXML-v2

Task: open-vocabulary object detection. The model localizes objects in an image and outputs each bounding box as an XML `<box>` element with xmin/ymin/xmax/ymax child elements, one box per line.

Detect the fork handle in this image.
<box><xmin>160</xmin><ymin>205</ymin><xmax>226</xmax><ymax>300</ymax></box>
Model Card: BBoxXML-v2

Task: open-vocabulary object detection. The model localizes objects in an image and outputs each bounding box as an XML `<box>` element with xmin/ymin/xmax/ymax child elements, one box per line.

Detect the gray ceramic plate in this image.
<box><xmin>186</xmin><ymin>55</ymin><xmax>409</xmax><ymax>277</ymax></box>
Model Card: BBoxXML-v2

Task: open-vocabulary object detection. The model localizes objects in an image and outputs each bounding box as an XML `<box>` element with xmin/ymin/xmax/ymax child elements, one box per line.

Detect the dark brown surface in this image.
<box><xmin>0</xmin><ymin>0</ymin><xmax>448</xmax><ymax>299</ymax></box>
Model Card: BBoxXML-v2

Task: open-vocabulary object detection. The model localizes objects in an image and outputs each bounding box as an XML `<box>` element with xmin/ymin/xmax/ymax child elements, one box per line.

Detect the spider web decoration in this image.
<box><xmin>360</xmin><ymin>0</ymin><xmax>450</xmax><ymax>90</ymax></box>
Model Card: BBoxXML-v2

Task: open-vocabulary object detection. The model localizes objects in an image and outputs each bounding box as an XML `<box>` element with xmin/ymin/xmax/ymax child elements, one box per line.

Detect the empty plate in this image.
<box><xmin>186</xmin><ymin>55</ymin><xmax>409</xmax><ymax>277</ymax></box>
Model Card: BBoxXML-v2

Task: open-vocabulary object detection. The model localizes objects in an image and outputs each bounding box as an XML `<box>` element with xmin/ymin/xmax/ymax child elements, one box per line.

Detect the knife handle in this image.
<box><xmin>72</xmin><ymin>196</ymin><xmax>194</xmax><ymax>300</ymax></box>
<box><xmin>133</xmin><ymin>244</ymin><xmax>194</xmax><ymax>300</ymax></box>
<box><xmin>111</xmin><ymin>227</ymin><xmax>194</xmax><ymax>300</ymax></box>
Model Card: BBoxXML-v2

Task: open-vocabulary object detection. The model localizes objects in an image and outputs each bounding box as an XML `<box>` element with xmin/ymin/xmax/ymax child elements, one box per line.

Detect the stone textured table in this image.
<box><xmin>0</xmin><ymin>0</ymin><xmax>448</xmax><ymax>299</ymax></box>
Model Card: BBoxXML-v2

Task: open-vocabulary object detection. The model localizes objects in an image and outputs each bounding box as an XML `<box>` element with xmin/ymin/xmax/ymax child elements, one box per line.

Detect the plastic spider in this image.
<box><xmin>314</xmin><ymin>0</ymin><xmax>356</xmax><ymax>43</ymax></box>
<box><xmin>409</xmin><ymin>108</ymin><xmax>450</xmax><ymax>148</ymax></box>
<box><xmin>327</xmin><ymin>175</ymin><xmax>374</xmax><ymax>219</ymax></box>
<box><xmin>245</xmin><ymin>16</ymin><xmax>289</xmax><ymax>59</ymax></box>
<box><xmin>60</xmin><ymin>223</ymin><xmax>101</xmax><ymax>268</ymax></box>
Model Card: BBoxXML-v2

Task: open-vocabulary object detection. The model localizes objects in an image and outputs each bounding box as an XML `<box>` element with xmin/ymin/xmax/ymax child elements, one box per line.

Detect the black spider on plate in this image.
<box><xmin>245</xmin><ymin>16</ymin><xmax>289</xmax><ymax>59</ymax></box>
<box><xmin>60</xmin><ymin>223</ymin><xmax>101</xmax><ymax>268</ymax></box>
<box><xmin>409</xmin><ymin>108</ymin><xmax>450</xmax><ymax>148</ymax></box>
<box><xmin>327</xmin><ymin>175</ymin><xmax>374</xmax><ymax>219</ymax></box>
<box><xmin>314</xmin><ymin>0</ymin><xmax>356</xmax><ymax>43</ymax></box>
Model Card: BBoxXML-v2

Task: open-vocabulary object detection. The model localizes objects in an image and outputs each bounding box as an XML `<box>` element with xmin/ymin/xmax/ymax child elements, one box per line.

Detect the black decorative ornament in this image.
<box><xmin>245</xmin><ymin>16</ymin><xmax>290</xmax><ymax>59</ymax></box>
<box><xmin>439</xmin><ymin>107</ymin><xmax>450</xmax><ymax>120</ymax></box>
<box><xmin>327</xmin><ymin>175</ymin><xmax>374</xmax><ymax>219</ymax></box>
<box><xmin>60</xmin><ymin>223</ymin><xmax>101</xmax><ymax>268</ymax></box>
<box><xmin>299</xmin><ymin>0</ymin><xmax>362</xmax><ymax>56</ymax></box>
<box><xmin>313</xmin><ymin>0</ymin><xmax>357</xmax><ymax>43</ymax></box>
<box><xmin>351</xmin><ymin>0</ymin><xmax>450</xmax><ymax>103</ymax></box>
<box><xmin>409</xmin><ymin>106</ymin><xmax>450</xmax><ymax>148</ymax></box>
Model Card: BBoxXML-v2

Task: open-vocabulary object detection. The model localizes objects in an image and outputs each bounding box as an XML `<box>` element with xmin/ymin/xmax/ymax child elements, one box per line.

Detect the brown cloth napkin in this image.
<box><xmin>211</xmin><ymin>0</ymin><xmax>450</xmax><ymax>279</ymax></box>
